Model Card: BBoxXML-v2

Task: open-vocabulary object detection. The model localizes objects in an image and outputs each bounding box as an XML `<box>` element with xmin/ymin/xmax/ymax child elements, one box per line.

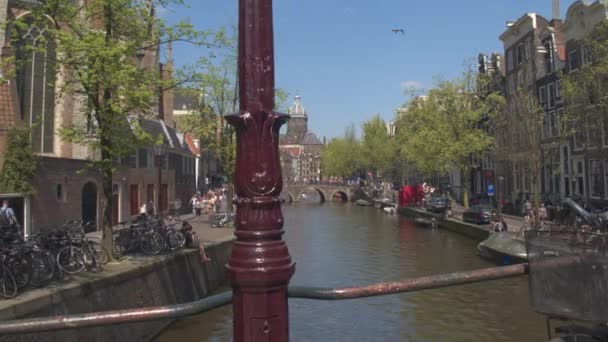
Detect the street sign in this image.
<box><xmin>487</xmin><ymin>184</ymin><xmax>495</xmax><ymax>197</ymax></box>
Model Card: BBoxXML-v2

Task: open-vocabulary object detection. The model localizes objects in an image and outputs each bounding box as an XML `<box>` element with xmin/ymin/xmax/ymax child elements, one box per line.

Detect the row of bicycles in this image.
<box><xmin>112</xmin><ymin>217</ymin><xmax>199</xmax><ymax>256</ymax></box>
<box><xmin>0</xmin><ymin>220</ymin><xmax>109</xmax><ymax>299</ymax></box>
<box><xmin>0</xmin><ymin>217</ymin><xmax>199</xmax><ymax>299</ymax></box>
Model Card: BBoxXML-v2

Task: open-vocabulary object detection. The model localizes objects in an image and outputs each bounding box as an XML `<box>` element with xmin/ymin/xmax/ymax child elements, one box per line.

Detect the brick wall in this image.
<box><xmin>30</xmin><ymin>157</ymin><xmax>103</xmax><ymax>233</ymax></box>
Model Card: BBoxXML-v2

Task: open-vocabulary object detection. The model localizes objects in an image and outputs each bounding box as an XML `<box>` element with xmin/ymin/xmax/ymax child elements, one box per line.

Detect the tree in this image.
<box><xmin>0</xmin><ymin>127</ymin><xmax>37</xmax><ymax>194</ymax></box>
<box><xmin>494</xmin><ymin>87</ymin><xmax>544</xmax><ymax>213</ymax></box>
<box><xmin>360</xmin><ymin>114</ymin><xmax>399</xmax><ymax>179</ymax></box>
<box><xmin>15</xmin><ymin>0</ymin><xmax>222</xmax><ymax>258</ymax></box>
<box><xmin>395</xmin><ymin>70</ymin><xmax>503</xmax><ymax>208</ymax></box>
<box><xmin>321</xmin><ymin>124</ymin><xmax>363</xmax><ymax>178</ymax></box>
<box><xmin>561</xmin><ymin>20</ymin><xmax>608</xmax><ymax>152</ymax></box>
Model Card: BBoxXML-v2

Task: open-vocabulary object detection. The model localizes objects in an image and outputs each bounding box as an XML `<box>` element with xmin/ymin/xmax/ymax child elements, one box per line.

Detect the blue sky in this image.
<box><xmin>161</xmin><ymin>0</ymin><xmax>569</xmax><ymax>139</ymax></box>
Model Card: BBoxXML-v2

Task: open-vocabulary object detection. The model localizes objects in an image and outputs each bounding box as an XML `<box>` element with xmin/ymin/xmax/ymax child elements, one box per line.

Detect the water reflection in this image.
<box><xmin>156</xmin><ymin>203</ymin><xmax>546</xmax><ymax>342</ymax></box>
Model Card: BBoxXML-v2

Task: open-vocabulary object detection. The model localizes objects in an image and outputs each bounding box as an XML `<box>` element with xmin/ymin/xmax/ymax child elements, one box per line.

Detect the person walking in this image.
<box><xmin>539</xmin><ymin>203</ymin><xmax>548</xmax><ymax>229</ymax></box>
<box><xmin>0</xmin><ymin>200</ymin><xmax>18</xmax><ymax>226</ymax></box>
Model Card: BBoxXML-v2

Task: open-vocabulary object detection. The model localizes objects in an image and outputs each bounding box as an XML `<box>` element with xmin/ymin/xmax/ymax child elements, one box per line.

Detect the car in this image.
<box><xmin>425</xmin><ymin>194</ymin><xmax>450</xmax><ymax>214</ymax></box>
<box><xmin>462</xmin><ymin>205</ymin><xmax>493</xmax><ymax>225</ymax></box>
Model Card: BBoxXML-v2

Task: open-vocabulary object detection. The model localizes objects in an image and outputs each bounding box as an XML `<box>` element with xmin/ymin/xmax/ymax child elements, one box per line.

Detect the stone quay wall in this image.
<box><xmin>0</xmin><ymin>239</ymin><xmax>233</xmax><ymax>342</ymax></box>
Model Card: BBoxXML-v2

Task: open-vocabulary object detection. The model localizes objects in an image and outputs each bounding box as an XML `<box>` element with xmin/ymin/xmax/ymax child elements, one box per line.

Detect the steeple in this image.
<box><xmin>288</xmin><ymin>94</ymin><xmax>307</xmax><ymax>118</ymax></box>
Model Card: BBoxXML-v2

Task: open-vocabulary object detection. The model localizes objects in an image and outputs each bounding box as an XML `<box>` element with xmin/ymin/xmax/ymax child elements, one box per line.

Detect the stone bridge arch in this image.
<box><xmin>330</xmin><ymin>190</ymin><xmax>349</xmax><ymax>202</ymax></box>
<box><xmin>296</xmin><ymin>187</ymin><xmax>327</xmax><ymax>204</ymax></box>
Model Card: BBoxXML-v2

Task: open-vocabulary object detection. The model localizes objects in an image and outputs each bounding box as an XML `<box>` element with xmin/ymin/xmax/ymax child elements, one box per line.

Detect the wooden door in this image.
<box><xmin>112</xmin><ymin>193</ymin><xmax>119</xmax><ymax>226</ymax></box>
<box><xmin>130</xmin><ymin>184</ymin><xmax>139</xmax><ymax>216</ymax></box>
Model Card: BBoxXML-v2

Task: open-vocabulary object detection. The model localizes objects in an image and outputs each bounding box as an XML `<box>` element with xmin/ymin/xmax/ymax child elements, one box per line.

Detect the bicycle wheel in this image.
<box><xmin>56</xmin><ymin>246</ymin><xmax>86</xmax><ymax>274</ymax></box>
<box><xmin>113</xmin><ymin>232</ymin><xmax>129</xmax><ymax>256</ymax></box>
<box><xmin>140</xmin><ymin>231</ymin><xmax>165</xmax><ymax>255</ymax></box>
<box><xmin>81</xmin><ymin>243</ymin><xmax>103</xmax><ymax>273</ymax></box>
<box><xmin>10</xmin><ymin>258</ymin><xmax>30</xmax><ymax>290</ymax></box>
<box><xmin>0</xmin><ymin>264</ymin><xmax>18</xmax><ymax>299</ymax></box>
<box><xmin>28</xmin><ymin>250</ymin><xmax>55</xmax><ymax>288</ymax></box>
<box><xmin>88</xmin><ymin>241</ymin><xmax>110</xmax><ymax>265</ymax></box>
<box><xmin>166</xmin><ymin>230</ymin><xmax>186</xmax><ymax>250</ymax></box>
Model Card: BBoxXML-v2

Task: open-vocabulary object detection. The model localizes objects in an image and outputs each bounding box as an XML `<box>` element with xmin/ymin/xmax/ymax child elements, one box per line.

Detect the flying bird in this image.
<box><xmin>392</xmin><ymin>29</ymin><xmax>405</xmax><ymax>35</ymax></box>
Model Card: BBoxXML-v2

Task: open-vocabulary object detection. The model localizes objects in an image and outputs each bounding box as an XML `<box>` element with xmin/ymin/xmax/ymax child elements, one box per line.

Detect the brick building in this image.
<box><xmin>0</xmin><ymin>1</ymin><xmax>196</xmax><ymax>234</ymax></box>
<box><xmin>279</xmin><ymin>95</ymin><xmax>323</xmax><ymax>184</ymax></box>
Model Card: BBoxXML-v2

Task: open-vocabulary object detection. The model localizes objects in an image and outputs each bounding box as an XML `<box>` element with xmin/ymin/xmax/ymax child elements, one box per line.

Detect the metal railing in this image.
<box><xmin>0</xmin><ymin>263</ymin><xmax>527</xmax><ymax>335</ymax></box>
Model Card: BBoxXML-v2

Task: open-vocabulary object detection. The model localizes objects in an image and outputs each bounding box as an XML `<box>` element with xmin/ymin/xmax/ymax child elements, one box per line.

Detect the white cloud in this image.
<box><xmin>401</xmin><ymin>81</ymin><xmax>423</xmax><ymax>90</ymax></box>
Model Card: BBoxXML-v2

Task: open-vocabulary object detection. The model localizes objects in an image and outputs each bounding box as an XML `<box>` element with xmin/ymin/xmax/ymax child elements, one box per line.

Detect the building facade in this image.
<box><xmin>279</xmin><ymin>95</ymin><xmax>323</xmax><ymax>184</ymax></box>
<box><xmin>0</xmin><ymin>0</ymin><xmax>196</xmax><ymax>233</ymax></box>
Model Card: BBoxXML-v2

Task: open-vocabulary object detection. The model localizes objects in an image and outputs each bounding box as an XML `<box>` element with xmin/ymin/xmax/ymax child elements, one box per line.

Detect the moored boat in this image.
<box><xmin>476</xmin><ymin>232</ymin><xmax>527</xmax><ymax>265</ymax></box>
<box><xmin>356</xmin><ymin>199</ymin><xmax>372</xmax><ymax>206</ymax></box>
<box><xmin>414</xmin><ymin>217</ymin><xmax>437</xmax><ymax>228</ymax></box>
<box><xmin>383</xmin><ymin>207</ymin><xmax>397</xmax><ymax>214</ymax></box>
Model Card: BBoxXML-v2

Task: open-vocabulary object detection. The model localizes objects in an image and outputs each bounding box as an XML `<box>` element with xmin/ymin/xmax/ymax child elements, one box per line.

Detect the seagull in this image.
<box><xmin>392</xmin><ymin>29</ymin><xmax>405</xmax><ymax>35</ymax></box>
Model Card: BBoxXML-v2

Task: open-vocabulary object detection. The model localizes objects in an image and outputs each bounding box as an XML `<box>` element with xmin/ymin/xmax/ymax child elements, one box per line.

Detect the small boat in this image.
<box><xmin>356</xmin><ymin>200</ymin><xmax>372</xmax><ymax>206</ymax></box>
<box><xmin>383</xmin><ymin>207</ymin><xmax>397</xmax><ymax>214</ymax></box>
<box><xmin>414</xmin><ymin>217</ymin><xmax>437</xmax><ymax>228</ymax></box>
<box><xmin>476</xmin><ymin>232</ymin><xmax>527</xmax><ymax>265</ymax></box>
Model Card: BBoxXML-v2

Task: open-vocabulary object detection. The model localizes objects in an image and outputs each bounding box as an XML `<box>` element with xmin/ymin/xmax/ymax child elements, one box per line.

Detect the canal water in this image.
<box><xmin>155</xmin><ymin>203</ymin><xmax>546</xmax><ymax>342</ymax></box>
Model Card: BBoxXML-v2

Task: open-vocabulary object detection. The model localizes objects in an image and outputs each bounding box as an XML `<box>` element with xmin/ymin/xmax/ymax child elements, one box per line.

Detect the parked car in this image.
<box><xmin>425</xmin><ymin>194</ymin><xmax>450</xmax><ymax>214</ymax></box>
<box><xmin>462</xmin><ymin>205</ymin><xmax>492</xmax><ymax>225</ymax></box>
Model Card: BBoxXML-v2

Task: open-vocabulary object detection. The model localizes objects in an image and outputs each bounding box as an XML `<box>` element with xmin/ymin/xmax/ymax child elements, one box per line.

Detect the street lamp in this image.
<box><xmin>153</xmin><ymin>143</ymin><xmax>167</xmax><ymax>218</ymax></box>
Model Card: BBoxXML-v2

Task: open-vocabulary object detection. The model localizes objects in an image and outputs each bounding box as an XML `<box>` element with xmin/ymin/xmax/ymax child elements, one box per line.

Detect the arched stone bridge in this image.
<box><xmin>281</xmin><ymin>184</ymin><xmax>360</xmax><ymax>203</ymax></box>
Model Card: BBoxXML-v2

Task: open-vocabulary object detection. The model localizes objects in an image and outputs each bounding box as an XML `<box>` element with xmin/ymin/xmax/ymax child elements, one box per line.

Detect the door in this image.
<box><xmin>130</xmin><ymin>184</ymin><xmax>139</xmax><ymax>216</ymax></box>
<box><xmin>82</xmin><ymin>182</ymin><xmax>98</xmax><ymax>231</ymax></box>
<box><xmin>112</xmin><ymin>193</ymin><xmax>119</xmax><ymax>226</ymax></box>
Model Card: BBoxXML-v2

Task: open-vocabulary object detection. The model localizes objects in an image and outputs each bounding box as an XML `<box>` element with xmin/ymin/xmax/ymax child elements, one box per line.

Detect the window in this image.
<box><xmin>549</xmin><ymin>111</ymin><xmax>559</xmax><ymax>138</ymax></box>
<box><xmin>525</xmin><ymin>38</ymin><xmax>531</xmax><ymax>61</ymax></box>
<box><xmin>590</xmin><ymin>160</ymin><xmax>603</xmax><ymax>198</ymax></box>
<box><xmin>56</xmin><ymin>184</ymin><xmax>63</xmax><ymax>201</ymax></box>
<box><xmin>542</xmin><ymin>38</ymin><xmax>554</xmax><ymax>74</ymax></box>
<box><xmin>138</xmin><ymin>149</ymin><xmax>147</xmax><ymax>168</ymax></box>
<box><xmin>548</xmin><ymin>83</ymin><xmax>555</xmax><ymax>109</ymax></box>
<box><xmin>568</xmin><ymin>49</ymin><xmax>579</xmax><ymax>72</ymax></box>
<box><xmin>582</xmin><ymin>46</ymin><xmax>593</xmax><ymax>65</ymax></box>
<box><xmin>539</xmin><ymin>86</ymin><xmax>546</xmax><ymax>103</ymax></box>
<box><xmin>589</xmin><ymin>115</ymin><xmax>603</xmax><ymax>147</ymax></box>
<box><xmin>516</xmin><ymin>43</ymin><xmax>525</xmax><ymax>65</ymax></box>
<box><xmin>604</xmin><ymin>160</ymin><xmax>608</xmax><ymax>198</ymax></box>
<box><xmin>127</xmin><ymin>153</ymin><xmax>137</xmax><ymax>169</ymax></box>
<box><xmin>507</xmin><ymin>49</ymin><xmax>514</xmax><ymax>71</ymax></box>
<box><xmin>577</xmin><ymin>161</ymin><xmax>584</xmax><ymax>196</ymax></box>
<box><xmin>15</xmin><ymin>16</ymin><xmax>57</xmax><ymax>154</ymax></box>
<box><xmin>556</xmin><ymin>80</ymin><xmax>562</xmax><ymax>101</ymax></box>
<box><xmin>574</xmin><ymin>120</ymin><xmax>586</xmax><ymax>150</ymax></box>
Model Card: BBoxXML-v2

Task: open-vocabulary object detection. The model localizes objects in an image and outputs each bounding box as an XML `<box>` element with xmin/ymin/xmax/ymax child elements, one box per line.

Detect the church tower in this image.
<box><xmin>286</xmin><ymin>95</ymin><xmax>308</xmax><ymax>143</ymax></box>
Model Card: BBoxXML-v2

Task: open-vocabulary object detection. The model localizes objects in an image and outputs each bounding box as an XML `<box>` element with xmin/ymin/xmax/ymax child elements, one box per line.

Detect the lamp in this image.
<box><xmin>153</xmin><ymin>143</ymin><xmax>167</xmax><ymax>218</ymax></box>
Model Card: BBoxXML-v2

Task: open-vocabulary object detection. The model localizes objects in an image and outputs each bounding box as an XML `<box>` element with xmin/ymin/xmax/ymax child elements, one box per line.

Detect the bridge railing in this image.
<box><xmin>0</xmin><ymin>263</ymin><xmax>527</xmax><ymax>334</ymax></box>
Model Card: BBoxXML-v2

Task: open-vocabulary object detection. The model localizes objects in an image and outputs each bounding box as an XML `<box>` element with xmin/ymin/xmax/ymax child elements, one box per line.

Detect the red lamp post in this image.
<box><xmin>225</xmin><ymin>0</ymin><xmax>295</xmax><ymax>341</ymax></box>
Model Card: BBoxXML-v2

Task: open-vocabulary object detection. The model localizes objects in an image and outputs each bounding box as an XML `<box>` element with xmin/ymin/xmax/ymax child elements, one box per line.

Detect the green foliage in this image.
<box><xmin>395</xmin><ymin>69</ymin><xmax>503</xmax><ymax>206</ymax></box>
<box><xmin>360</xmin><ymin>114</ymin><xmax>398</xmax><ymax>175</ymax></box>
<box><xmin>12</xmin><ymin>0</ymin><xmax>223</xmax><ymax>257</ymax></box>
<box><xmin>560</xmin><ymin>20</ymin><xmax>608</xmax><ymax>144</ymax></box>
<box><xmin>0</xmin><ymin>127</ymin><xmax>38</xmax><ymax>194</ymax></box>
<box><xmin>321</xmin><ymin>124</ymin><xmax>363</xmax><ymax>178</ymax></box>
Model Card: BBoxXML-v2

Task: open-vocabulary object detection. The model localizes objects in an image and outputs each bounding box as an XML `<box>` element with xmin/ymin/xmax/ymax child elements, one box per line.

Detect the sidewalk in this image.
<box><xmin>449</xmin><ymin>203</ymin><xmax>526</xmax><ymax>233</ymax></box>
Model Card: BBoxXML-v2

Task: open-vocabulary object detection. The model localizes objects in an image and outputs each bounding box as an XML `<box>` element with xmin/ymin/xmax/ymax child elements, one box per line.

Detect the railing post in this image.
<box><xmin>225</xmin><ymin>0</ymin><xmax>295</xmax><ymax>341</ymax></box>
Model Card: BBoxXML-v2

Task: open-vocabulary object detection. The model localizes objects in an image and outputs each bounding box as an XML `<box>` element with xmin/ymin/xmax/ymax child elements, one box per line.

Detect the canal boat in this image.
<box><xmin>356</xmin><ymin>199</ymin><xmax>372</xmax><ymax>206</ymax></box>
<box><xmin>476</xmin><ymin>232</ymin><xmax>527</xmax><ymax>265</ymax></box>
<box><xmin>414</xmin><ymin>217</ymin><xmax>437</xmax><ymax>228</ymax></box>
<box><xmin>383</xmin><ymin>207</ymin><xmax>397</xmax><ymax>214</ymax></box>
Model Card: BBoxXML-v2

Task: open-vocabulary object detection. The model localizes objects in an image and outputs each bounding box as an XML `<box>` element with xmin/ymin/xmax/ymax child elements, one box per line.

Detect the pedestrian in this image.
<box><xmin>139</xmin><ymin>202</ymin><xmax>147</xmax><ymax>221</ymax></box>
<box><xmin>539</xmin><ymin>203</ymin><xmax>548</xmax><ymax>229</ymax></box>
<box><xmin>0</xmin><ymin>200</ymin><xmax>18</xmax><ymax>226</ymax></box>
<box><xmin>147</xmin><ymin>200</ymin><xmax>155</xmax><ymax>217</ymax></box>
